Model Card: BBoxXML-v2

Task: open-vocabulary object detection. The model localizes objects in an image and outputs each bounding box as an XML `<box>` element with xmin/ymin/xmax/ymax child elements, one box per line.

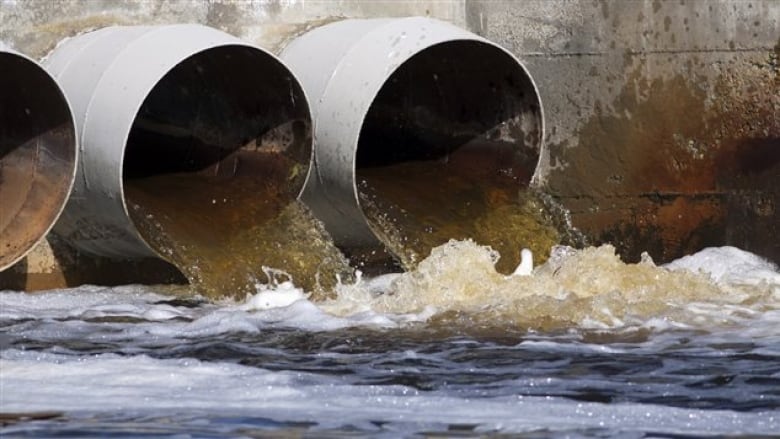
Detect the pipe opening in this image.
<box><xmin>124</xmin><ymin>45</ymin><xmax>310</xmax><ymax>189</ymax></box>
<box><xmin>355</xmin><ymin>41</ymin><xmax>552</xmax><ymax>273</ymax></box>
<box><xmin>122</xmin><ymin>45</ymin><xmax>334</xmax><ymax>296</ymax></box>
<box><xmin>0</xmin><ymin>52</ymin><xmax>77</xmax><ymax>270</ymax></box>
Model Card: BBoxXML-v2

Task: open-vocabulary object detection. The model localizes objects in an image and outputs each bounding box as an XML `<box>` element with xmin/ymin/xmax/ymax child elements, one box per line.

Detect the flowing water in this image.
<box><xmin>2</xmin><ymin>241</ymin><xmax>779</xmax><ymax>437</ymax></box>
<box><xmin>358</xmin><ymin>160</ymin><xmax>562</xmax><ymax>274</ymax></box>
<box><xmin>125</xmin><ymin>174</ymin><xmax>352</xmax><ymax>300</ymax></box>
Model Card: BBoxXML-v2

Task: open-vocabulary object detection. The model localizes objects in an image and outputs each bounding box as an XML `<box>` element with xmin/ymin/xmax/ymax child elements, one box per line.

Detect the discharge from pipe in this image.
<box><xmin>281</xmin><ymin>18</ymin><xmax>557</xmax><ymax>273</ymax></box>
<box><xmin>43</xmin><ymin>24</ymin><xmax>351</xmax><ymax>297</ymax></box>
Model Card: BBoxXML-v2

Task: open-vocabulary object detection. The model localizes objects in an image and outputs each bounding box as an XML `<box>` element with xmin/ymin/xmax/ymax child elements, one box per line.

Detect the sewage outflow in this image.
<box><xmin>125</xmin><ymin>174</ymin><xmax>352</xmax><ymax>300</ymax></box>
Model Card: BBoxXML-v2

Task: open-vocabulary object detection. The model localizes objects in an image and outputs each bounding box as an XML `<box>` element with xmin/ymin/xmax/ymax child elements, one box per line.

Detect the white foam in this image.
<box><xmin>666</xmin><ymin>246</ymin><xmax>780</xmax><ymax>288</ymax></box>
<box><xmin>0</xmin><ymin>349</ymin><xmax>776</xmax><ymax>435</ymax></box>
<box><xmin>0</xmin><ymin>285</ymin><xmax>186</xmax><ymax>322</ymax></box>
<box><xmin>0</xmin><ymin>284</ymin><xmax>429</xmax><ymax>345</ymax></box>
<box><xmin>362</xmin><ymin>271</ymin><xmax>403</xmax><ymax>296</ymax></box>
<box><xmin>2</xmin><ymin>244</ymin><xmax>778</xmax><ymax>338</ymax></box>
<box><xmin>1</xmin><ymin>245</ymin><xmax>779</xmax><ymax>435</ymax></box>
<box><xmin>240</xmin><ymin>281</ymin><xmax>308</xmax><ymax>310</ymax></box>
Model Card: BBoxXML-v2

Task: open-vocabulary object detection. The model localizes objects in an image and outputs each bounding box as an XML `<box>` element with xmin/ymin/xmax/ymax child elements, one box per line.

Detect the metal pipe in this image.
<box><xmin>43</xmin><ymin>24</ymin><xmax>312</xmax><ymax>259</ymax></box>
<box><xmin>0</xmin><ymin>48</ymin><xmax>77</xmax><ymax>271</ymax></box>
<box><xmin>281</xmin><ymin>17</ymin><xmax>544</xmax><ymax>268</ymax></box>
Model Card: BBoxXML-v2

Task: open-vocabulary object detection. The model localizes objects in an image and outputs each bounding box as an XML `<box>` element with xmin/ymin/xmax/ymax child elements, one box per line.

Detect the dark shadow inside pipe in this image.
<box><xmin>355</xmin><ymin>41</ymin><xmax>545</xmax><ymax>271</ymax></box>
<box><xmin>123</xmin><ymin>45</ymin><xmax>312</xmax><ymax>224</ymax></box>
<box><xmin>0</xmin><ymin>52</ymin><xmax>76</xmax><ymax>269</ymax></box>
<box><xmin>357</xmin><ymin>41</ymin><xmax>541</xmax><ymax>180</ymax></box>
<box><xmin>124</xmin><ymin>46</ymin><xmax>311</xmax><ymax>190</ymax></box>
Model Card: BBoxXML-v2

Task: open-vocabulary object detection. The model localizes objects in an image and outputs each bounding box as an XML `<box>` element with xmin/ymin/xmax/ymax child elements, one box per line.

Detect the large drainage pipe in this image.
<box><xmin>44</xmin><ymin>24</ymin><xmax>311</xmax><ymax>261</ymax></box>
<box><xmin>0</xmin><ymin>48</ymin><xmax>77</xmax><ymax>271</ymax></box>
<box><xmin>281</xmin><ymin>17</ymin><xmax>545</xmax><ymax>272</ymax></box>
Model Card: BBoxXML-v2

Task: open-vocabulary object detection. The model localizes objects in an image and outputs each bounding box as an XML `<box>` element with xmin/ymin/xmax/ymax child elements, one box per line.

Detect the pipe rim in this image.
<box><xmin>116</xmin><ymin>43</ymin><xmax>314</xmax><ymax>242</ymax></box>
<box><xmin>349</xmin><ymin>37</ymin><xmax>546</xmax><ymax>222</ymax></box>
<box><xmin>0</xmin><ymin>49</ymin><xmax>78</xmax><ymax>271</ymax></box>
<box><xmin>47</xmin><ymin>24</ymin><xmax>313</xmax><ymax>259</ymax></box>
<box><xmin>297</xmin><ymin>17</ymin><xmax>545</xmax><ymax>249</ymax></box>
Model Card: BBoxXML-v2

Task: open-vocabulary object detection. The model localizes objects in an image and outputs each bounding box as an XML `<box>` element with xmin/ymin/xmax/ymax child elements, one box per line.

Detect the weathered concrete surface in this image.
<box><xmin>467</xmin><ymin>0</ymin><xmax>779</xmax><ymax>264</ymax></box>
<box><xmin>0</xmin><ymin>0</ymin><xmax>466</xmax><ymax>58</ymax></box>
<box><xmin>0</xmin><ymin>0</ymin><xmax>777</xmax><ymax>291</ymax></box>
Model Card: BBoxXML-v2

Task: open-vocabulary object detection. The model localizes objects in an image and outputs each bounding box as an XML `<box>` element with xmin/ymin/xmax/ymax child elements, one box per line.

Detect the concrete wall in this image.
<box><xmin>467</xmin><ymin>0</ymin><xmax>779</xmax><ymax>263</ymax></box>
<box><xmin>0</xmin><ymin>0</ymin><xmax>467</xmax><ymax>58</ymax></box>
<box><xmin>1</xmin><ymin>0</ymin><xmax>777</xmax><ymax>289</ymax></box>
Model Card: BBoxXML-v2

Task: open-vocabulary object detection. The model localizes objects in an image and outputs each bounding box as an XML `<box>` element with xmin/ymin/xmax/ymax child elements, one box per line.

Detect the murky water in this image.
<box><xmin>358</xmin><ymin>160</ymin><xmax>562</xmax><ymax>273</ymax></box>
<box><xmin>2</xmin><ymin>242</ymin><xmax>779</xmax><ymax>437</ymax></box>
<box><xmin>125</xmin><ymin>174</ymin><xmax>352</xmax><ymax>300</ymax></box>
<box><xmin>123</xmin><ymin>149</ymin><xmax>562</xmax><ymax>300</ymax></box>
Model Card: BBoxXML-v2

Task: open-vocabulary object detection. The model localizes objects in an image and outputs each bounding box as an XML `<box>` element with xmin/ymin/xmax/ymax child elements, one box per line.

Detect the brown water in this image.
<box><xmin>323</xmin><ymin>239</ymin><xmax>777</xmax><ymax>332</ymax></box>
<box><xmin>125</xmin><ymin>173</ymin><xmax>352</xmax><ymax>300</ymax></box>
<box><xmin>358</xmin><ymin>160</ymin><xmax>562</xmax><ymax>274</ymax></box>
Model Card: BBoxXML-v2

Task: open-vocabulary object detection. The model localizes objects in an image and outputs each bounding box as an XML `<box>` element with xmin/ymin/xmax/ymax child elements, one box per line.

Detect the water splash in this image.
<box><xmin>358</xmin><ymin>161</ymin><xmax>562</xmax><ymax>273</ymax></box>
<box><xmin>321</xmin><ymin>240</ymin><xmax>779</xmax><ymax>331</ymax></box>
<box><xmin>125</xmin><ymin>173</ymin><xmax>353</xmax><ymax>300</ymax></box>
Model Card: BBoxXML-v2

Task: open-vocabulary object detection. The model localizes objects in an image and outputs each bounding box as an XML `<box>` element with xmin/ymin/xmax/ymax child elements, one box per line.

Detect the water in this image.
<box><xmin>125</xmin><ymin>174</ymin><xmax>352</xmax><ymax>300</ymax></box>
<box><xmin>358</xmin><ymin>160</ymin><xmax>562</xmax><ymax>273</ymax></box>
<box><xmin>2</xmin><ymin>242</ymin><xmax>779</xmax><ymax>437</ymax></box>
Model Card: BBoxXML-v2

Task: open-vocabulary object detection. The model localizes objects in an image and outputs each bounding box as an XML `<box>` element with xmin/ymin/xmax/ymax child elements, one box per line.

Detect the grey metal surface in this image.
<box><xmin>44</xmin><ymin>24</ymin><xmax>311</xmax><ymax>259</ymax></box>
<box><xmin>0</xmin><ymin>48</ymin><xmax>77</xmax><ymax>271</ymax></box>
<box><xmin>281</xmin><ymin>17</ymin><xmax>544</xmax><ymax>250</ymax></box>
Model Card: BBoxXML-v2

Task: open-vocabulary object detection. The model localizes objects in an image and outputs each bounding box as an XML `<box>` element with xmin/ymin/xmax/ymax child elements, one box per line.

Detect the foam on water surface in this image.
<box><xmin>2</xmin><ymin>242</ymin><xmax>779</xmax><ymax>335</ymax></box>
<box><xmin>2</xmin><ymin>243</ymin><xmax>780</xmax><ymax>436</ymax></box>
<box><xmin>322</xmin><ymin>241</ymin><xmax>780</xmax><ymax>331</ymax></box>
<box><xmin>665</xmin><ymin>245</ymin><xmax>780</xmax><ymax>286</ymax></box>
<box><xmin>1</xmin><ymin>348</ymin><xmax>778</xmax><ymax>436</ymax></box>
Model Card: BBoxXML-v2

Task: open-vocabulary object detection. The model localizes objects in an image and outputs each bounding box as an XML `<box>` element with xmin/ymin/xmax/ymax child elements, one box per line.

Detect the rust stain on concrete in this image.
<box><xmin>547</xmin><ymin>51</ymin><xmax>779</xmax><ymax>263</ymax></box>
